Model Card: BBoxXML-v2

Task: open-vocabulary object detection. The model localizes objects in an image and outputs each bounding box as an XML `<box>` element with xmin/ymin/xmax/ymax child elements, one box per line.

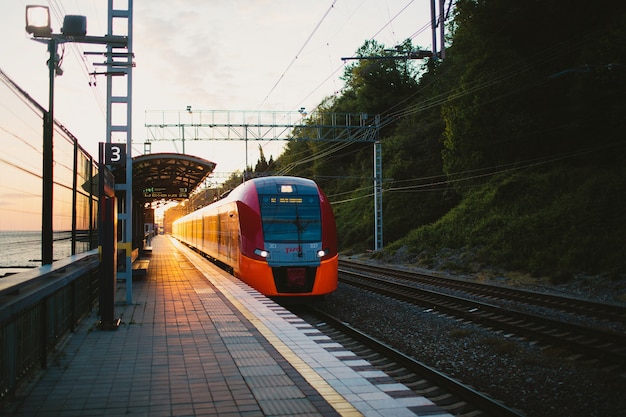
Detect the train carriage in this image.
<box><xmin>173</xmin><ymin>176</ymin><xmax>338</xmax><ymax>297</ymax></box>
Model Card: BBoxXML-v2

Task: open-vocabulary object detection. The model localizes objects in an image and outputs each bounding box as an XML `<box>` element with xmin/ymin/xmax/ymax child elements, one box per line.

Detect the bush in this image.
<box><xmin>383</xmin><ymin>164</ymin><xmax>626</xmax><ymax>277</ymax></box>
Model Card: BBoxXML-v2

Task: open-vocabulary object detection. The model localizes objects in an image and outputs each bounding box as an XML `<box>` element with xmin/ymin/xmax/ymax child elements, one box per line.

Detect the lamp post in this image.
<box><xmin>42</xmin><ymin>36</ymin><xmax>56</xmax><ymax>266</ymax></box>
<box><xmin>25</xmin><ymin>5</ymin><xmax>127</xmax><ymax>265</ymax></box>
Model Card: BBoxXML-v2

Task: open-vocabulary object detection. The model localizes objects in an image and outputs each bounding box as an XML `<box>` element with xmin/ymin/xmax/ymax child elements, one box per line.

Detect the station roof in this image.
<box><xmin>114</xmin><ymin>153</ymin><xmax>216</xmax><ymax>201</ymax></box>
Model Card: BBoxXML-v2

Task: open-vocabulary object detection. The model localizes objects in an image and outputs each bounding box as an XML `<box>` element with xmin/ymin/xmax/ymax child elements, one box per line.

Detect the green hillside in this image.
<box><xmin>265</xmin><ymin>0</ymin><xmax>626</xmax><ymax>280</ymax></box>
<box><xmin>385</xmin><ymin>165</ymin><xmax>626</xmax><ymax>278</ymax></box>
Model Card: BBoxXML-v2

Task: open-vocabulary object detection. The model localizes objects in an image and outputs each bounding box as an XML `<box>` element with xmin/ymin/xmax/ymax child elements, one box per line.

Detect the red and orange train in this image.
<box><xmin>172</xmin><ymin>176</ymin><xmax>338</xmax><ymax>297</ymax></box>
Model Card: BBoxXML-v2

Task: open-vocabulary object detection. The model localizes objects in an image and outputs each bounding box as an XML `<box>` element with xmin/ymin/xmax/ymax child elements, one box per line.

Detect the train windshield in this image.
<box><xmin>259</xmin><ymin>195</ymin><xmax>321</xmax><ymax>242</ymax></box>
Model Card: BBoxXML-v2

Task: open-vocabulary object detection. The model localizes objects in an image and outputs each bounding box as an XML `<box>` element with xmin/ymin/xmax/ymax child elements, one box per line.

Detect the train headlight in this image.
<box><xmin>316</xmin><ymin>249</ymin><xmax>328</xmax><ymax>258</ymax></box>
<box><xmin>254</xmin><ymin>248</ymin><xmax>270</xmax><ymax>258</ymax></box>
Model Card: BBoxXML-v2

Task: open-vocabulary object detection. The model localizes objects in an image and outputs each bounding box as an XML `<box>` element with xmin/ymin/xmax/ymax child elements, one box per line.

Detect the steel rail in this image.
<box><xmin>299</xmin><ymin>305</ymin><xmax>525</xmax><ymax>417</ymax></box>
<box><xmin>338</xmin><ymin>269</ymin><xmax>626</xmax><ymax>368</ymax></box>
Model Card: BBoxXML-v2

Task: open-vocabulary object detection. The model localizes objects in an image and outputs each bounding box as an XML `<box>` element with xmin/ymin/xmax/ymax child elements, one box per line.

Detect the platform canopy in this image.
<box><xmin>115</xmin><ymin>152</ymin><xmax>216</xmax><ymax>202</ymax></box>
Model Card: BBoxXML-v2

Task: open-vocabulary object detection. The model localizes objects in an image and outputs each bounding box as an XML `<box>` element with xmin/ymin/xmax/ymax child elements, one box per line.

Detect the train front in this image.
<box><xmin>238</xmin><ymin>177</ymin><xmax>338</xmax><ymax>297</ymax></box>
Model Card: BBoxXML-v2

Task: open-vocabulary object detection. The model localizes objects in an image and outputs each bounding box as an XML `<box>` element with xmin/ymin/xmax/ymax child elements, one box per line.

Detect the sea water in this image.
<box><xmin>0</xmin><ymin>230</ymin><xmax>73</xmax><ymax>275</ymax></box>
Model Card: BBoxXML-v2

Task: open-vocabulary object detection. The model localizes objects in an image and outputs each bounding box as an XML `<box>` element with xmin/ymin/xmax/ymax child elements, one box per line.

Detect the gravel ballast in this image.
<box><xmin>316</xmin><ymin>265</ymin><xmax>626</xmax><ymax>417</ymax></box>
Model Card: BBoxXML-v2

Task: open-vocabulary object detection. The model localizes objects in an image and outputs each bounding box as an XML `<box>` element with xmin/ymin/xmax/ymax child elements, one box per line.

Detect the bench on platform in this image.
<box><xmin>133</xmin><ymin>259</ymin><xmax>150</xmax><ymax>275</ymax></box>
<box><xmin>132</xmin><ymin>259</ymin><xmax>150</xmax><ymax>276</ymax></box>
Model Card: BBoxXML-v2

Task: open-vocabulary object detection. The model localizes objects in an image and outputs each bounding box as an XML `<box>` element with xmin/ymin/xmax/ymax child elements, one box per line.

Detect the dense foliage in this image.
<box><xmin>270</xmin><ymin>0</ymin><xmax>626</xmax><ymax>277</ymax></box>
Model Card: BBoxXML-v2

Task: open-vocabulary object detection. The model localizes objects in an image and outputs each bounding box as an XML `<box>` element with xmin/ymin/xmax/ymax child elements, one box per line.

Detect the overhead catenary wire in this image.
<box><xmin>325</xmin><ymin>43</ymin><xmax>623</xmax><ymax>204</ymax></box>
<box><xmin>48</xmin><ymin>0</ymin><xmax>108</xmax><ymax>118</ymax></box>
<box><xmin>291</xmin><ymin>0</ymin><xmax>424</xmax><ymax>115</ymax></box>
<box><xmin>260</xmin><ymin>1</ymin><xmax>429</xmax><ymax>172</ymax></box>
<box><xmin>369</xmin><ymin>0</ymin><xmax>415</xmax><ymax>41</ymax></box>
<box><xmin>257</xmin><ymin>0</ymin><xmax>338</xmax><ymax>110</ymax></box>
<box><xmin>275</xmin><ymin>127</ymin><xmax>377</xmax><ymax>176</ymax></box>
<box><xmin>251</xmin><ymin>1</ymin><xmax>594</xmax><ymax>196</ymax></box>
<box><xmin>328</xmin><ymin>138</ymin><xmax>626</xmax><ymax>206</ymax></box>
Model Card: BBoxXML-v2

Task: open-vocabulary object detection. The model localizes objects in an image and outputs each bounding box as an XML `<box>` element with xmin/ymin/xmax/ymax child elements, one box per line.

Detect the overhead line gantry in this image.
<box><xmin>144</xmin><ymin>109</ymin><xmax>384</xmax><ymax>251</ymax></box>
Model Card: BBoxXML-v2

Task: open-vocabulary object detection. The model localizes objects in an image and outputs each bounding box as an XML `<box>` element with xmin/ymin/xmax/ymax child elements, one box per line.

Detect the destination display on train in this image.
<box><xmin>143</xmin><ymin>186</ymin><xmax>188</xmax><ymax>199</ymax></box>
<box><xmin>269</xmin><ymin>197</ymin><xmax>303</xmax><ymax>204</ymax></box>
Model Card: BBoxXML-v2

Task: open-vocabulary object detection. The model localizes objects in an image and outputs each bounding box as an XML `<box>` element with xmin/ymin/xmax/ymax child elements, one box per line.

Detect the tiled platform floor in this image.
<box><xmin>4</xmin><ymin>235</ymin><xmax>451</xmax><ymax>417</ymax></box>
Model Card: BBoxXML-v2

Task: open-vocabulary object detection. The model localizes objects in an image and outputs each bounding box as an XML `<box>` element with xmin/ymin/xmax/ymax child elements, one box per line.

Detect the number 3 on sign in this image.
<box><xmin>105</xmin><ymin>143</ymin><xmax>126</xmax><ymax>165</ymax></box>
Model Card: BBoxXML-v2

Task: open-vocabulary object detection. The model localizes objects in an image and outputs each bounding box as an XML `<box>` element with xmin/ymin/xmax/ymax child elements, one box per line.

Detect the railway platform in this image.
<box><xmin>5</xmin><ymin>235</ymin><xmax>452</xmax><ymax>417</ymax></box>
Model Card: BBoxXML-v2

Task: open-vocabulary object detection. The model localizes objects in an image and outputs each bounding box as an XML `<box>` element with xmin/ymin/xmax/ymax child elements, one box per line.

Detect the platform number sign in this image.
<box><xmin>104</xmin><ymin>143</ymin><xmax>126</xmax><ymax>166</ymax></box>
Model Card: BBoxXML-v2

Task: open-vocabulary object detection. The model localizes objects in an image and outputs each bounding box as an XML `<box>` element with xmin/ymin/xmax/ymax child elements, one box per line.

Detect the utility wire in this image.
<box><xmin>369</xmin><ymin>0</ymin><xmax>415</xmax><ymax>40</ymax></box>
<box><xmin>319</xmin><ymin>37</ymin><xmax>619</xmax><ymax>204</ymax></box>
<box><xmin>329</xmin><ymin>139</ymin><xmax>626</xmax><ymax>205</ymax></box>
<box><xmin>49</xmin><ymin>0</ymin><xmax>107</xmax><ymax>118</ymax></box>
<box><xmin>257</xmin><ymin>0</ymin><xmax>338</xmax><ymax>110</ymax></box>
<box><xmin>268</xmin><ymin>1</ymin><xmax>425</xmax><ymax>169</ymax></box>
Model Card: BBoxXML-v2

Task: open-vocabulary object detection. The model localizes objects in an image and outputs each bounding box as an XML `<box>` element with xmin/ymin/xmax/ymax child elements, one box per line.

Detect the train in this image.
<box><xmin>172</xmin><ymin>176</ymin><xmax>338</xmax><ymax>297</ymax></box>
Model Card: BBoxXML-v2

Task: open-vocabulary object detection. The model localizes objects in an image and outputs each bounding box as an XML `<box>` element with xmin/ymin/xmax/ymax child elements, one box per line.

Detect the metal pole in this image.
<box><xmin>71</xmin><ymin>141</ymin><xmax>78</xmax><ymax>255</ymax></box>
<box><xmin>439</xmin><ymin>0</ymin><xmax>446</xmax><ymax>59</ymax></box>
<box><xmin>42</xmin><ymin>38</ymin><xmax>56</xmax><ymax>265</ymax></box>
<box><xmin>124</xmin><ymin>0</ymin><xmax>134</xmax><ymax>306</ymax></box>
<box><xmin>373</xmin><ymin>115</ymin><xmax>382</xmax><ymax>251</ymax></box>
<box><xmin>180</xmin><ymin>111</ymin><xmax>185</xmax><ymax>154</ymax></box>
<box><xmin>430</xmin><ymin>0</ymin><xmax>438</xmax><ymax>59</ymax></box>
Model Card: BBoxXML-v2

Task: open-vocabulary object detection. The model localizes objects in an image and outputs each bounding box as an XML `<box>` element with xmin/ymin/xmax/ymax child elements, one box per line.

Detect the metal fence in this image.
<box><xmin>0</xmin><ymin>68</ymin><xmax>102</xmax><ymax>400</ymax></box>
<box><xmin>0</xmin><ymin>68</ymin><xmax>99</xmax><ymax>265</ymax></box>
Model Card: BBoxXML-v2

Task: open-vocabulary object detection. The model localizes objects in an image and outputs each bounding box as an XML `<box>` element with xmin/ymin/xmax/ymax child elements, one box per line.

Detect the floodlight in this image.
<box><xmin>25</xmin><ymin>5</ymin><xmax>52</xmax><ymax>37</ymax></box>
<box><xmin>23</xmin><ymin>3</ymin><xmax>128</xmax><ymax>267</ymax></box>
<box><xmin>62</xmin><ymin>15</ymin><xmax>87</xmax><ymax>36</ymax></box>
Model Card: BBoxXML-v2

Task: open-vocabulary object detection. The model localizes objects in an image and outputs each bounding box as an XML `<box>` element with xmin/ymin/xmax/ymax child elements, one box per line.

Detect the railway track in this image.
<box><xmin>340</xmin><ymin>259</ymin><xmax>626</xmax><ymax>324</ymax></box>
<box><xmin>338</xmin><ymin>260</ymin><xmax>626</xmax><ymax>371</ymax></box>
<box><xmin>295</xmin><ymin>305</ymin><xmax>525</xmax><ymax>417</ymax></box>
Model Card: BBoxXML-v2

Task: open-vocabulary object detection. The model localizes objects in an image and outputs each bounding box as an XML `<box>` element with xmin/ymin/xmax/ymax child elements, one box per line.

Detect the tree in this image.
<box><xmin>274</xmin><ymin>39</ymin><xmax>445</xmax><ymax>250</ymax></box>
<box><xmin>441</xmin><ymin>0</ymin><xmax>626</xmax><ymax>191</ymax></box>
<box><xmin>253</xmin><ymin>145</ymin><xmax>270</xmax><ymax>174</ymax></box>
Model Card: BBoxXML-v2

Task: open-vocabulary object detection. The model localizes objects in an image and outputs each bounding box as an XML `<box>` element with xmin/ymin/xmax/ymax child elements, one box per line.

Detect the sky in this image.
<box><xmin>1</xmin><ymin>0</ymin><xmax>437</xmax><ymax>178</ymax></box>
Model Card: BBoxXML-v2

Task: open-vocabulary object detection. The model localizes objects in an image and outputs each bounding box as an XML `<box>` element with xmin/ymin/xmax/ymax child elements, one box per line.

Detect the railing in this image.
<box><xmin>0</xmin><ymin>251</ymin><xmax>99</xmax><ymax>400</ymax></box>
